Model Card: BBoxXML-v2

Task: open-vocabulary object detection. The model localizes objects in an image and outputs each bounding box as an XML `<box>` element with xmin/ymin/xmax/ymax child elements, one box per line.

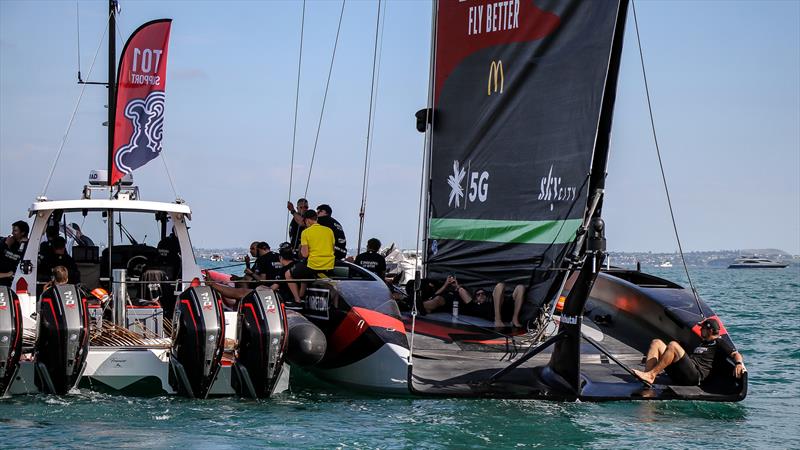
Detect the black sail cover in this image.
<box><xmin>426</xmin><ymin>0</ymin><xmax>622</xmax><ymax>306</ymax></box>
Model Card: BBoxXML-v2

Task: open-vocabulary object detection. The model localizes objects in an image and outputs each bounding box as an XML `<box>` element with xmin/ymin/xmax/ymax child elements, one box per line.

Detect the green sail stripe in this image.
<box><xmin>428</xmin><ymin>218</ymin><xmax>582</xmax><ymax>245</ymax></box>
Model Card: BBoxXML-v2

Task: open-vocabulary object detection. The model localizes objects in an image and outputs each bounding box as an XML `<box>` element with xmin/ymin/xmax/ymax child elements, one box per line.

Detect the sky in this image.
<box><xmin>1</xmin><ymin>0</ymin><xmax>798</xmax><ymax>254</ymax></box>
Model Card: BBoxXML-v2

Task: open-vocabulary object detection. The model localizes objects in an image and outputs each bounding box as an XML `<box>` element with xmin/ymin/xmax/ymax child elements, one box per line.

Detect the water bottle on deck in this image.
<box><xmin>452</xmin><ymin>300</ymin><xmax>459</xmax><ymax>323</ymax></box>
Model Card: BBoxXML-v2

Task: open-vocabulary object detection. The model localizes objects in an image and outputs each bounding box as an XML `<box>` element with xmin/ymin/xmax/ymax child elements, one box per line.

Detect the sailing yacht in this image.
<box><xmin>401</xmin><ymin>0</ymin><xmax>747</xmax><ymax>402</ymax></box>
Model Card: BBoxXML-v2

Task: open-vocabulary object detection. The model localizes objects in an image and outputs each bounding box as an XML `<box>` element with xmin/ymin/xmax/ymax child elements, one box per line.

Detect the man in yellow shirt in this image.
<box><xmin>284</xmin><ymin>210</ymin><xmax>335</xmax><ymax>303</ymax></box>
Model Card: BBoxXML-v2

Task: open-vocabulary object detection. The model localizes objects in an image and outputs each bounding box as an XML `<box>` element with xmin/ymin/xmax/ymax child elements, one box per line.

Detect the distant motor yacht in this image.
<box><xmin>658</xmin><ymin>261</ymin><xmax>673</xmax><ymax>268</ymax></box>
<box><xmin>728</xmin><ymin>256</ymin><xmax>789</xmax><ymax>269</ymax></box>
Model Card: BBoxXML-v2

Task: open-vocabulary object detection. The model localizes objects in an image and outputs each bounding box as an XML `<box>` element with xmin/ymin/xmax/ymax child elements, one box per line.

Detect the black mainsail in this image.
<box><xmin>424</xmin><ymin>0</ymin><xmax>624</xmax><ymax>309</ymax></box>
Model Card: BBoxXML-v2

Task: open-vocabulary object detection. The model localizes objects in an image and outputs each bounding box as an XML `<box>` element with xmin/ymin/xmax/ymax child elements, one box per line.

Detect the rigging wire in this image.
<box><xmin>631</xmin><ymin>0</ymin><xmax>704</xmax><ymax>317</ymax></box>
<box><xmin>41</xmin><ymin>11</ymin><xmax>112</xmax><ymax>197</ymax></box>
<box><xmin>357</xmin><ymin>0</ymin><xmax>388</xmax><ymax>252</ymax></box>
<box><xmin>355</xmin><ymin>0</ymin><xmax>384</xmax><ymax>254</ymax></box>
<box><xmin>287</xmin><ymin>0</ymin><xmax>306</xmax><ymax>238</ymax></box>
<box><xmin>303</xmin><ymin>0</ymin><xmax>347</xmax><ymax>198</ymax></box>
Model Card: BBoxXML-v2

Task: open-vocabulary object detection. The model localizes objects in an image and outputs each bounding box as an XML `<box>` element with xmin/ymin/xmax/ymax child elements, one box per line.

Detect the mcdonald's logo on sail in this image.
<box><xmin>487</xmin><ymin>60</ymin><xmax>504</xmax><ymax>95</ymax></box>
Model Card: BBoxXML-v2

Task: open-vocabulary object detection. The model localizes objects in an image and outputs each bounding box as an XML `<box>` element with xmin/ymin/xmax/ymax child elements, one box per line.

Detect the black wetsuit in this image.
<box><xmin>355</xmin><ymin>250</ymin><xmax>386</xmax><ymax>279</ymax></box>
<box><xmin>0</xmin><ymin>239</ymin><xmax>28</xmax><ymax>287</ymax></box>
<box><xmin>39</xmin><ymin>252</ymin><xmax>81</xmax><ymax>285</ymax></box>
<box><xmin>667</xmin><ymin>337</ymin><xmax>735</xmax><ymax>385</ymax></box>
<box><xmin>272</xmin><ymin>261</ymin><xmax>295</xmax><ymax>302</ymax></box>
<box><xmin>288</xmin><ymin>220</ymin><xmax>306</xmax><ymax>251</ymax></box>
<box><xmin>317</xmin><ymin>215</ymin><xmax>347</xmax><ymax>260</ymax></box>
<box><xmin>254</xmin><ymin>252</ymin><xmax>282</xmax><ymax>280</ymax></box>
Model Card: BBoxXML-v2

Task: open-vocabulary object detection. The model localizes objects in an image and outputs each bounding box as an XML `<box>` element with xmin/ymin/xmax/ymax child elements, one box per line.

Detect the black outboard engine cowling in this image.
<box><xmin>34</xmin><ymin>284</ymin><xmax>90</xmax><ymax>395</ymax></box>
<box><xmin>232</xmin><ymin>287</ymin><xmax>287</xmax><ymax>399</ymax></box>
<box><xmin>0</xmin><ymin>287</ymin><xmax>23</xmax><ymax>396</ymax></box>
<box><xmin>169</xmin><ymin>286</ymin><xmax>224</xmax><ymax>398</ymax></box>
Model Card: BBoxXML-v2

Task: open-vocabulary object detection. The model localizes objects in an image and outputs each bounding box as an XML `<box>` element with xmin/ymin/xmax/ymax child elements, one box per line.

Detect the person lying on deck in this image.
<box><xmin>417</xmin><ymin>275</ymin><xmax>471</xmax><ymax>314</ymax></box>
<box><xmin>461</xmin><ymin>283</ymin><xmax>526</xmax><ymax>328</ymax></box>
<box><xmin>633</xmin><ymin>317</ymin><xmax>746</xmax><ymax>385</ymax></box>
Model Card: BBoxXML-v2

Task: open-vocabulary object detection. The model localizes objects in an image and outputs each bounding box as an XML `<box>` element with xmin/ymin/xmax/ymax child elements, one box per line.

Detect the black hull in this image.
<box><xmin>406</xmin><ymin>269</ymin><xmax>748</xmax><ymax>402</ymax></box>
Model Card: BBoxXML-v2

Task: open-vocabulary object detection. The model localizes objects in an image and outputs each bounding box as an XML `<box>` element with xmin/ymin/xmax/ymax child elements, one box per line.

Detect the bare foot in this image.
<box><xmin>494</xmin><ymin>320</ymin><xmax>506</xmax><ymax>328</ymax></box>
<box><xmin>632</xmin><ymin>369</ymin><xmax>655</xmax><ymax>384</ymax></box>
<box><xmin>511</xmin><ymin>321</ymin><xmax>523</xmax><ymax>328</ymax></box>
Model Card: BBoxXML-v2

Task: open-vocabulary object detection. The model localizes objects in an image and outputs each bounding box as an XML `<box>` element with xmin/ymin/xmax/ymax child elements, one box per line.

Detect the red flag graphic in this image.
<box><xmin>111</xmin><ymin>19</ymin><xmax>172</xmax><ymax>186</ymax></box>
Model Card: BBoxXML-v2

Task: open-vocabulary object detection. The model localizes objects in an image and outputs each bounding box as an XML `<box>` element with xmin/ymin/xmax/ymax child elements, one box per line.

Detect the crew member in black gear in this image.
<box><xmin>39</xmin><ymin>236</ymin><xmax>81</xmax><ymax>286</ymax></box>
<box><xmin>287</xmin><ymin>198</ymin><xmax>309</xmax><ymax>251</ymax></box>
<box><xmin>251</xmin><ymin>242</ymin><xmax>282</xmax><ymax>281</ymax></box>
<box><xmin>315</xmin><ymin>204</ymin><xmax>347</xmax><ymax>260</ymax></box>
<box><xmin>633</xmin><ymin>317</ymin><xmax>746</xmax><ymax>385</ymax></box>
<box><xmin>270</xmin><ymin>247</ymin><xmax>297</xmax><ymax>302</ymax></box>
<box><xmin>355</xmin><ymin>238</ymin><xmax>386</xmax><ymax>279</ymax></box>
<box><xmin>38</xmin><ymin>226</ymin><xmax>60</xmax><ymax>265</ymax></box>
<box><xmin>0</xmin><ymin>220</ymin><xmax>30</xmax><ymax>287</ymax></box>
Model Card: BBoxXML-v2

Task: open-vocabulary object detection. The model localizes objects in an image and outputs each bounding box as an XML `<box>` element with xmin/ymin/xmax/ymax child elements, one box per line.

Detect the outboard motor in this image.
<box><xmin>0</xmin><ymin>287</ymin><xmax>23</xmax><ymax>396</ymax></box>
<box><xmin>232</xmin><ymin>287</ymin><xmax>287</xmax><ymax>399</ymax></box>
<box><xmin>34</xmin><ymin>284</ymin><xmax>90</xmax><ymax>395</ymax></box>
<box><xmin>169</xmin><ymin>286</ymin><xmax>224</xmax><ymax>399</ymax></box>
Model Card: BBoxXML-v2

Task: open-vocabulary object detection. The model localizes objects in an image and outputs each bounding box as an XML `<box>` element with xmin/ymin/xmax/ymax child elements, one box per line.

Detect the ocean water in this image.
<box><xmin>1</xmin><ymin>267</ymin><xmax>798</xmax><ymax>449</ymax></box>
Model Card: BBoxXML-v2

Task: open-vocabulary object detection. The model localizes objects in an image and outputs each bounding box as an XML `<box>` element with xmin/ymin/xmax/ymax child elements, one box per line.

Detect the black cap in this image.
<box><xmin>700</xmin><ymin>317</ymin><xmax>720</xmax><ymax>334</ymax></box>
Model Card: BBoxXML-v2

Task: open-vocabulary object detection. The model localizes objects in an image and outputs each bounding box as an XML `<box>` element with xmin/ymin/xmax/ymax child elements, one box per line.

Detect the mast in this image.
<box><xmin>546</xmin><ymin>0</ymin><xmax>630</xmax><ymax>396</ymax></box>
<box><xmin>107</xmin><ymin>0</ymin><xmax>116</xmax><ymax>285</ymax></box>
<box><xmin>419</xmin><ymin>0</ymin><xmax>437</xmax><ymax>278</ymax></box>
<box><xmin>107</xmin><ymin>0</ymin><xmax>116</xmax><ymax>191</ymax></box>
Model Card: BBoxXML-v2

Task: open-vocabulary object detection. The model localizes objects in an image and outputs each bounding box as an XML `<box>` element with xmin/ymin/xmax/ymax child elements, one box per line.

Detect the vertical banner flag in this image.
<box><xmin>111</xmin><ymin>19</ymin><xmax>172</xmax><ymax>186</ymax></box>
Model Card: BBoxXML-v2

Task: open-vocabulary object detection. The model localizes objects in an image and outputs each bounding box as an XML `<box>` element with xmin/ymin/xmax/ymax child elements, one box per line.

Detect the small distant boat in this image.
<box><xmin>658</xmin><ymin>261</ymin><xmax>673</xmax><ymax>268</ymax></box>
<box><xmin>210</xmin><ymin>254</ymin><xmax>223</xmax><ymax>262</ymax></box>
<box><xmin>728</xmin><ymin>256</ymin><xmax>789</xmax><ymax>269</ymax></box>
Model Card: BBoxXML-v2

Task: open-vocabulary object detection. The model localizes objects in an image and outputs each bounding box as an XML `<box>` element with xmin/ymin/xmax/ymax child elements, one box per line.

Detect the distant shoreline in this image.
<box><xmin>193</xmin><ymin>247</ymin><xmax>799</xmax><ymax>268</ymax></box>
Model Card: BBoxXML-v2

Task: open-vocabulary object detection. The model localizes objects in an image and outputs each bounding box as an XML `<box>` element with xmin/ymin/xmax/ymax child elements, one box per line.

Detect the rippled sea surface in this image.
<box><xmin>2</xmin><ymin>267</ymin><xmax>799</xmax><ymax>449</ymax></box>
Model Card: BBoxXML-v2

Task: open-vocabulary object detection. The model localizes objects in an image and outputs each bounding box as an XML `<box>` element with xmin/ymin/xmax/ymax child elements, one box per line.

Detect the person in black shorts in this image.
<box><xmin>460</xmin><ymin>283</ymin><xmax>525</xmax><ymax>328</ymax></box>
<box><xmin>417</xmin><ymin>275</ymin><xmax>471</xmax><ymax>314</ymax></box>
<box><xmin>633</xmin><ymin>317</ymin><xmax>746</xmax><ymax>385</ymax></box>
<box><xmin>355</xmin><ymin>238</ymin><xmax>386</xmax><ymax>279</ymax></box>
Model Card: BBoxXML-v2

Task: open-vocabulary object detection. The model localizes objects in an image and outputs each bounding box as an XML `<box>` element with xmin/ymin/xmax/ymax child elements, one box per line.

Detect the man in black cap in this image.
<box><xmin>633</xmin><ymin>317</ymin><xmax>746</xmax><ymax>385</ymax></box>
<box><xmin>315</xmin><ymin>204</ymin><xmax>347</xmax><ymax>260</ymax></box>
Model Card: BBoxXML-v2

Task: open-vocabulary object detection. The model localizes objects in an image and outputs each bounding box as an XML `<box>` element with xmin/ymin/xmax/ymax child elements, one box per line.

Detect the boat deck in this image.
<box><xmin>403</xmin><ymin>312</ymin><xmax>745</xmax><ymax>401</ymax></box>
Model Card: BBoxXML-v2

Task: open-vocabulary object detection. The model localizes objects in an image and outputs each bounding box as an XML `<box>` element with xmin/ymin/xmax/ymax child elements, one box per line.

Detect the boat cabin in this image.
<box><xmin>11</xmin><ymin>177</ymin><xmax>202</xmax><ymax>329</ymax></box>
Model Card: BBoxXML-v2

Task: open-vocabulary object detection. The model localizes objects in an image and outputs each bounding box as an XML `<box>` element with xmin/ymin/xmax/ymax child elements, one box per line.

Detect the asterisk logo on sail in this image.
<box><xmin>447</xmin><ymin>160</ymin><xmax>466</xmax><ymax>207</ymax></box>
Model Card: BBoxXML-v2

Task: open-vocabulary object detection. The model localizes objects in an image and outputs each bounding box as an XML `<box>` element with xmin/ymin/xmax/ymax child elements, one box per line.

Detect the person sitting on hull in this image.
<box><xmin>315</xmin><ymin>204</ymin><xmax>347</xmax><ymax>260</ymax></box>
<box><xmin>633</xmin><ymin>317</ymin><xmax>746</xmax><ymax>385</ymax></box>
<box><xmin>355</xmin><ymin>238</ymin><xmax>386</xmax><ymax>280</ymax></box>
<box><xmin>287</xmin><ymin>198</ymin><xmax>310</xmax><ymax>251</ymax></box>
<box><xmin>0</xmin><ymin>220</ymin><xmax>30</xmax><ymax>287</ymax></box>
<box><xmin>208</xmin><ymin>247</ymin><xmax>296</xmax><ymax>308</ymax></box>
<box><xmin>417</xmin><ymin>274</ymin><xmax>471</xmax><ymax>314</ymax></box>
<box><xmin>230</xmin><ymin>241</ymin><xmax>259</xmax><ymax>283</ymax></box>
<box><xmin>284</xmin><ymin>210</ymin><xmax>334</xmax><ymax>304</ymax></box>
<box><xmin>461</xmin><ymin>282</ymin><xmax>526</xmax><ymax>328</ymax></box>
